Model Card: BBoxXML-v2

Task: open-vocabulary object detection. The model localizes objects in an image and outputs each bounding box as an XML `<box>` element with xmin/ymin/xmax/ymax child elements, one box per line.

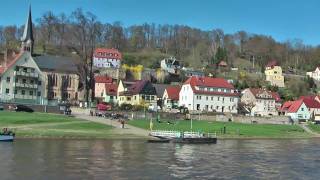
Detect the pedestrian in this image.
<box><xmin>121</xmin><ymin>120</ymin><xmax>125</xmax><ymax>129</ymax></box>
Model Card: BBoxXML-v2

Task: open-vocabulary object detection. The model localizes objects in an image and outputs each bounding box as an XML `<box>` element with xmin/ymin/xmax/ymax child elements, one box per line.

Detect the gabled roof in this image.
<box><xmin>299</xmin><ymin>96</ymin><xmax>320</xmax><ymax>109</ymax></box>
<box><xmin>266</xmin><ymin>60</ymin><xmax>278</xmax><ymax>68</ymax></box>
<box><xmin>153</xmin><ymin>84</ymin><xmax>170</xmax><ymax>97</ymax></box>
<box><xmin>33</xmin><ymin>55</ymin><xmax>79</xmax><ymax>74</ymax></box>
<box><xmin>247</xmin><ymin>88</ymin><xmax>281</xmax><ymax>101</ymax></box>
<box><xmin>94</xmin><ymin>48</ymin><xmax>122</xmax><ymax>60</ymax></box>
<box><xmin>271</xmin><ymin>92</ymin><xmax>281</xmax><ymax>102</ymax></box>
<box><xmin>184</xmin><ymin>76</ymin><xmax>234</xmax><ymax>89</ymax></box>
<box><xmin>184</xmin><ymin>76</ymin><xmax>238</xmax><ymax>97</ymax></box>
<box><xmin>95</xmin><ymin>75</ymin><xmax>113</xmax><ymax>83</ymax></box>
<box><xmin>105</xmin><ymin>84</ymin><xmax>117</xmax><ymax>96</ymax></box>
<box><xmin>280</xmin><ymin>100</ymin><xmax>304</xmax><ymax>113</ymax></box>
<box><xmin>0</xmin><ymin>52</ymin><xmax>24</xmax><ymax>75</ymax></box>
<box><xmin>165</xmin><ymin>86</ymin><xmax>181</xmax><ymax>100</ymax></box>
<box><xmin>120</xmin><ymin>80</ymin><xmax>156</xmax><ymax>96</ymax></box>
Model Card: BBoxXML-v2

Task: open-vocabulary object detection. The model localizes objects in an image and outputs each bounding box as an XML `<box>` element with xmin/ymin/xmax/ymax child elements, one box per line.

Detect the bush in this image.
<box><xmin>119</xmin><ymin>103</ymin><xmax>133</xmax><ymax>111</ymax></box>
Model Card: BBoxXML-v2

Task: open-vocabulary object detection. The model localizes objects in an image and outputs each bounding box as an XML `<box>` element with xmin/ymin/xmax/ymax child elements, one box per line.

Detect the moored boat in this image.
<box><xmin>0</xmin><ymin>128</ymin><xmax>15</xmax><ymax>142</ymax></box>
<box><xmin>149</xmin><ymin>130</ymin><xmax>217</xmax><ymax>144</ymax></box>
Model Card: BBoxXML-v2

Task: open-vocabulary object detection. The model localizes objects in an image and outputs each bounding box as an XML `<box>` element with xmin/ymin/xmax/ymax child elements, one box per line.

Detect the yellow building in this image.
<box><xmin>117</xmin><ymin>80</ymin><xmax>157</xmax><ymax>106</ymax></box>
<box><xmin>264</xmin><ymin>60</ymin><xmax>285</xmax><ymax>87</ymax></box>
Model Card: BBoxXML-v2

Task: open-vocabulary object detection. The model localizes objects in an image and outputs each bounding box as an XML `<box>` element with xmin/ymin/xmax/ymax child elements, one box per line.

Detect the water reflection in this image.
<box><xmin>0</xmin><ymin>139</ymin><xmax>319</xmax><ymax>179</ymax></box>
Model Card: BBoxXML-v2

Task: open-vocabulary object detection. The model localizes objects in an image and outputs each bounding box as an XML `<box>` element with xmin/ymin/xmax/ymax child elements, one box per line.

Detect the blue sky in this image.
<box><xmin>1</xmin><ymin>0</ymin><xmax>319</xmax><ymax>45</ymax></box>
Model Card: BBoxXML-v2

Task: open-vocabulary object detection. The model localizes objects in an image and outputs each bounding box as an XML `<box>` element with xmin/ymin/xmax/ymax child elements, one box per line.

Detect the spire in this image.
<box><xmin>21</xmin><ymin>5</ymin><xmax>34</xmax><ymax>42</ymax></box>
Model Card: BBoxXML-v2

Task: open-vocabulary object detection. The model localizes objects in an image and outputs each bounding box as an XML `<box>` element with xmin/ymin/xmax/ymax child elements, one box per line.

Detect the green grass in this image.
<box><xmin>128</xmin><ymin>119</ymin><xmax>310</xmax><ymax>138</ymax></box>
<box><xmin>0</xmin><ymin>111</ymin><xmax>114</xmax><ymax>138</ymax></box>
<box><xmin>307</xmin><ymin>123</ymin><xmax>320</xmax><ymax>133</ymax></box>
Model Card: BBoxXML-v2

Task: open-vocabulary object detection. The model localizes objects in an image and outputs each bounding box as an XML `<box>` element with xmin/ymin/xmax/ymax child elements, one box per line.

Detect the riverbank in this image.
<box><xmin>128</xmin><ymin>119</ymin><xmax>315</xmax><ymax>139</ymax></box>
<box><xmin>0</xmin><ymin>111</ymin><xmax>146</xmax><ymax>139</ymax></box>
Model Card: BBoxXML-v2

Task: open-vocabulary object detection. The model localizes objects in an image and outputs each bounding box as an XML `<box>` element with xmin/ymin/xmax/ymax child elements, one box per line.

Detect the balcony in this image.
<box><xmin>14</xmin><ymin>71</ymin><xmax>39</xmax><ymax>78</ymax></box>
<box><xmin>14</xmin><ymin>94</ymin><xmax>37</xmax><ymax>100</ymax></box>
<box><xmin>14</xmin><ymin>83</ymin><xmax>38</xmax><ymax>89</ymax></box>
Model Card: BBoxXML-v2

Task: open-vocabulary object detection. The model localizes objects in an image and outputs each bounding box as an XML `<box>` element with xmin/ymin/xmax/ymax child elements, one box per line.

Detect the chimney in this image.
<box><xmin>4</xmin><ymin>49</ymin><xmax>8</xmax><ymax>67</ymax></box>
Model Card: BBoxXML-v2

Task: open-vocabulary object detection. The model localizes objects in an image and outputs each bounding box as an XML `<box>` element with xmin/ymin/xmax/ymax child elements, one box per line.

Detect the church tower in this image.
<box><xmin>21</xmin><ymin>5</ymin><xmax>34</xmax><ymax>55</ymax></box>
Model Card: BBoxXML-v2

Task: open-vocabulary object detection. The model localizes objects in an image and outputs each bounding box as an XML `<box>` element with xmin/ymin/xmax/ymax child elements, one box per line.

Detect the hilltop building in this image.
<box><xmin>264</xmin><ymin>60</ymin><xmax>285</xmax><ymax>87</ymax></box>
<box><xmin>306</xmin><ymin>67</ymin><xmax>320</xmax><ymax>81</ymax></box>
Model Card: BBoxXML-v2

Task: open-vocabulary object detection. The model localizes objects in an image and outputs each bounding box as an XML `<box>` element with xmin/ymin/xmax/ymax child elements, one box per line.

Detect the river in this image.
<box><xmin>0</xmin><ymin>139</ymin><xmax>319</xmax><ymax>180</ymax></box>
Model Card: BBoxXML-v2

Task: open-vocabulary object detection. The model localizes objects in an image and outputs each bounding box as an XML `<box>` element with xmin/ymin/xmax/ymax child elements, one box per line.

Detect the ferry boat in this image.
<box><xmin>148</xmin><ymin>130</ymin><xmax>217</xmax><ymax>144</ymax></box>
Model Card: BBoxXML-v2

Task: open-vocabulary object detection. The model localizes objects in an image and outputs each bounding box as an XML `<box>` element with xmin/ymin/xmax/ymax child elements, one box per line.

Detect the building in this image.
<box><xmin>299</xmin><ymin>95</ymin><xmax>320</xmax><ymax>121</ymax></box>
<box><xmin>33</xmin><ymin>55</ymin><xmax>82</xmax><ymax>105</ymax></box>
<box><xmin>162</xmin><ymin>86</ymin><xmax>181</xmax><ymax>110</ymax></box>
<box><xmin>94</xmin><ymin>75</ymin><xmax>113</xmax><ymax>100</ymax></box>
<box><xmin>279</xmin><ymin>100</ymin><xmax>310</xmax><ymax>121</ymax></box>
<box><xmin>241</xmin><ymin>88</ymin><xmax>279</xmax><ymax>116</ymax></box>
<box><xmin>102</xmin><ymin>84</ymin><xmax>118</xmax><ymax>104</ymax></box>
<box><xmin>182</xmin><ymin>67</ymin><xmax>205</xmax><ymax>77</ymax></box>
<box><xmin>117</xmin><ymin>80</ymin><xmax>157</xmax><ymax>106</ymax></box>
<box><xmin>179</xmin><ymin>76</ymin><xmax>239</xmax><ymax>113</ymax></box>
<box><xmin>306</xmin><ymin>67</ymin><xmax>320</xmax><ymax>81</ymax></box>
<box><xmin>0</xmin><ymin>52</ymin><xmax>46</xmax><ymax>104</ymax></box>
<box><xmin>264</xmin><ymin>60</ymin><xmax>285</xmax><ymax>87</ymax></box>
<box><xmin>160</xmin><ymin>57</ymin><xmax>181</xmax><ymax>75</ymax></box>
<box><xmin>93</xmin><ymin>48</ymin><xmax>122</xmax><ymax>68</ymax></box>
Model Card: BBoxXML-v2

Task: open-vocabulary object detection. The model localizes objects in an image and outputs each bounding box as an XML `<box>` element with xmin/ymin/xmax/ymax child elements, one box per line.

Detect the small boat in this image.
<box><xmin>0</xmin><ymin>128</ymin><xmax>15</xmax><ymax>142</ymax></box>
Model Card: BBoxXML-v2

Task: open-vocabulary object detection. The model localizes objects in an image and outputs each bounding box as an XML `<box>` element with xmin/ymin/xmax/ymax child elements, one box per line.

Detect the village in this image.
<box><xmin>1</xmin><ymin>7</ymin><xmax>320</xmax><ymax>129</ymax></box>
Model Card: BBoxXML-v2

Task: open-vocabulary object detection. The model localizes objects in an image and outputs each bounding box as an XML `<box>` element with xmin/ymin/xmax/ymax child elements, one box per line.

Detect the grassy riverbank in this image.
<box><xmin>0</xmin><ymin>111</ymin><xmax>116</xmax><ymax>139</ymax></box>
<box><xmin>307</xmin><ymin>123</ymin><xmax>320</xmax><ymax>133</ymax></box>
<box><xmin>128</xmin><ymin>119</ymin><xmax>312</xmax><ymax>138</ymax></box>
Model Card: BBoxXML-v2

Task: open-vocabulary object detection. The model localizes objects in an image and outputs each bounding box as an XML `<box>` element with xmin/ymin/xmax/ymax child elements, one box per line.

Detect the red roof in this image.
<box><xmin>95</xmin><ymin>76</ymin><xmax>113</xmax><ymax>83</ymax></box>
<box><xmin>299</xmin><ymin>96</ymin><xmax>320</xmax><ymax>108</ymax></box>
<box><xmin>0</xmin><ymin>52</ymin><xmax>23</xmax><ymax>75</ymax></box>
<box><xmin>266</xmin><ymin>60</ymin><xmax>278</xmax><ymax>68</ymax></box>
<box><xmin>184</xmin><ymin>76</ymin><xmax>238</xmax><ymax>97</ymax></box>
<box><xmin>165</xmin><ymin>86</ymin><xmax>181</xmax><ymax>100</ymax></box>
<box><xmin>248</xmin><ymin>88</ymin><xmax>281</xmax><ymax>102</ymax></box>
<box><xmin>105</xmin><ymin>84</ymin><xmax>117</xmax><ymax>96</ymax></box>
<box><xmin>280</xmin><ymin>100</ymin><xmax>304</xmax><ymax>113</ymax></box>
<box><xmin>271</xmin><ymin>92</ymin><xmax>281</xmax><ymax>102</ymax></box>
<box><xmin>94</xmin><ymin>48</ymin><xmax>122</xmax><ymax>60</ymax></box>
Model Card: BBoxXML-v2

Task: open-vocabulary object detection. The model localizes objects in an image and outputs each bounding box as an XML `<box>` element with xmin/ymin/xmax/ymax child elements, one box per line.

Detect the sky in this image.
<box><xmin>1</xmin><ymin>0</ymin><xmax>320</xmax><ymax>46</ymax></box>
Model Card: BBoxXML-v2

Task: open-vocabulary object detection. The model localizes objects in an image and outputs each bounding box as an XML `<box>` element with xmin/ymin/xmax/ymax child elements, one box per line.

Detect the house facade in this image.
<box><xmin>265</xmin><ymin>60</ymin><xmax>285</xmax><ymax>87</ymax></box>
<box><xmin>102</xmin><ymin>84</ymin><xmax>118</xmax><ymax>104</ymax></box>
<box><xmin>241</xmin><ymin>88</ymin><xmax>279</xmax><ymax>116</ymax></box>
<box><xmin>117</xmin><ymin>80</ymin><xmax>157</xmax><ymax>106</ymax></box>
<box><xmin>0</xmin><ymin>52</ymin><xmax>46</xmax><ymax>104</ymax></box>
<box><xmin>94</xmin><ymin>75</ymin><xmax>113</xmax><ymax>100</ymax></box>
<box><xmin>299</xmin><ymin>96</ymin><xmax>320</xmax><ymax>121</ymax></box>
<box><xmin>179</xmin><ymin>76</ymin><xmax>239</xmax><ymax>113</ymax></box>
<box><xmin>93</xmin><ymin>48</ymin><xmax>122</xmax><ymax>68</ymax></box>
<box><xmin>160</xmin><ymin>57</ymin><xmax>181</xmax><ymax>75</ymax></box>
<box><xmin>306</xmin><ymin>67</ymin><xmax>320</xmax><ymax>81</ymax></box>
<box><xmin>162</xmin><ymin>86</ymin><xmax>181</xmax><ymax>110</ymax></box>
<box><xmin>280</xmin><ymin>100</ymin><xmax>310</xmax><ymax>121</ymax></box>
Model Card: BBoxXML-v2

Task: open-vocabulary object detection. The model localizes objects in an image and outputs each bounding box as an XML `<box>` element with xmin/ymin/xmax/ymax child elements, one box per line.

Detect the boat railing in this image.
<box><xmin>150</xmin><ymin>130</ymin><xmax>217</xmax><ymax>138</ymax></box>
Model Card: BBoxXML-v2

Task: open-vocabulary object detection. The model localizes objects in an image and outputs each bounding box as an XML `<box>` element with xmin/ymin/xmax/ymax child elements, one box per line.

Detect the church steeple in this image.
<box><xmin>21</xmin><ymin>5</ymin><xmax>34</xmax><ymax>54</ymax></box>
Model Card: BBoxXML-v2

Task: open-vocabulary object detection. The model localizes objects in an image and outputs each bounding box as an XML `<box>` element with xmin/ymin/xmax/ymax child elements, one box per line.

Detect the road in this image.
<box><xmin>72</xmin><ymin>109</ymin><xmax>150</xmax><ymax>138</ymax></box>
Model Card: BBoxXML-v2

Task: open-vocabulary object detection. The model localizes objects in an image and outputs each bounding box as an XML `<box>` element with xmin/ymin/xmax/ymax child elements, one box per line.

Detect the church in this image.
<box><xmin>0</xmin><ymin>6</ymin><xmax>84</xmax><ymax>105</ymax></box>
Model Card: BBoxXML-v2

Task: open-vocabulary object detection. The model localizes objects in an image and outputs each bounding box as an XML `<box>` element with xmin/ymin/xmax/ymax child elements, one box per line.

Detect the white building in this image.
<box><xmin>179</xmin><ymin>76</ymin><xmax>239</xmax><ymax>113</ymax></box>
<box><xmin>93</xmin><ymin>48</ymin><xmax>122</xmax><ymax>68</ymax></box>
<box><xmin>160</xmin><ymin>57</ymin><xmax>181</xmax><ymax>75</ymax></box>
<box><xmin>241</xmin><ymin>88</ymin><xmax>279</xmax><ymax>116</ymax></box>
<box><xmin>306</xmin><ymin>67</ymin><xmax>320</xmax><ymax>81</ymax></box>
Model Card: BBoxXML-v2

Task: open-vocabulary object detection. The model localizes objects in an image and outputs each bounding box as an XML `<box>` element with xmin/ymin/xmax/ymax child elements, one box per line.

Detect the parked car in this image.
<box><xmin>15</xmin><ymin>105</ymin><xmax>34</xmax><ymax>113</ymax></box>
<box><xmin>0</xmin><ymin>103</ymin><xmax>4</xmax><ymax>111</ymax></box>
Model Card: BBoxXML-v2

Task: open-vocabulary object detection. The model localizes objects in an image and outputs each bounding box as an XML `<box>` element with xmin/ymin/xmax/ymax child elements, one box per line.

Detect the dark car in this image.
<box><xmin>15</xmin><ymin>105</ymin><xmax>34</xmax><ymax>113</ymax></box>
<box><xmin>0</xmin><ymin>103</ymin><xmax>4</xmax><ymax>111</ymax></box>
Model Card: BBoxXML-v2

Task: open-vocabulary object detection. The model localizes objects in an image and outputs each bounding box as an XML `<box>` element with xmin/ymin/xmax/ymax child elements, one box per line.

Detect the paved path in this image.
<box><xmin>299</xmin><ymin>124</ymin><xmax>320</xmax><ymax>137</ymax></box>
<box><xmin>72</xmin><ymin>111</ymin><xmax>150</xmax><ymax>138</ymax></box>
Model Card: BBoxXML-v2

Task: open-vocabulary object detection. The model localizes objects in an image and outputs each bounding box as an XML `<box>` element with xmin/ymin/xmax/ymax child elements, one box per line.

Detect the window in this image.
<box><xmin>38</xmin><ymin>81</ymin><xmax>42</xmax><ymax>85</ymax></box>
<box><xmin>30</xmin><ymin>80</ymin><xmax>34</xmax><ymax>84</ymax></box>
<box><xmin>23</xmin><ymin>79</ymin><xmax>26</xmax><ymax>83</ymax></box>
<box><xmin>15</xmin><ymin>66</ymin><xmax>19</xmax><ymax>71</ymax></box>
<box><xmin>5</xmin><ymin>89</ymin><xmax>9</xmax><ymax>94</ymax></box>
<box><xmin>127</xmin><ymin>97</ymin><xmax>131</xmax><ymax>101</ymax></box>
<box><xmin>206</xmin><ymin>96</ymin><xmax>208</xmax><ymax>100</ymax></box>
<box><xmin>15</xmin><ymin>78</ymin><xmax>18</xmax><ymax>83</ymax></box>
<box><xmin>37</xmin><ymin>91</ymin><xmax>41</xmax><ymax>96</ymax></box>
<box><xmin>23</xmin><ymin>68</ymin><xmax>27</xmax><ymax>72</ymax></box>
<box><xmin>31</xmin><ymin>68</ymin><xmax>35</xmax><ymax>73</ymax></box>
<box><xmin>216</xmin><ymin>106</ymin><xmax>219</xmax><ymax>110</ymax></box>
<box><xmin>211</xmin><ymin>97</ymin><xmax>213</xmax><ymax>101</ymax></box>
<box><xmin>301</xmin><ymin>108</ymin><xmax>304</xmax><ymax>111</ymax></box>
<box><xmin>14</xmin><ymin>89</ymin><xmax>17</xmax><ymax>94</ymax></box>
<box><xmin>151</xmin><ymin>96</ymin><xmax>155</xmax><ymax>100</ymax></box>
<box><xmin>22</xmin><ymin>90</ymin><xmax>25</xmax><ymax>95</ymax></box>
<box><xmin>6</xmin><ymin>77</ymin><xmax>10</xmax><ymax>83</ymax></box>
<box><xmin>197</xmin><ymin>104</ymin><xmax>200</xmax><ymax>110</ymax></box>
<box><xmin>218</xmin><ymin>97</ymin><xmax>220</xmax><ymax>101</ymax></box>
<box><xmin>110</xmin><ymin>96</ymin><xmax>114</xmax><ymax>100</ymax></box>
<box><xmin>29</xmin><ymin>91</ymin><xmax>33</xmax><ymax>96</ymax></box>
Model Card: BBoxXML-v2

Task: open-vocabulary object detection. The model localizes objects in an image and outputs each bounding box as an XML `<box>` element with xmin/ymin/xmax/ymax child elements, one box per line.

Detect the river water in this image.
<box><xmin>0</xmin><ymin>139</ymin><xmax>319</xmax><ymax>180</ymax></box>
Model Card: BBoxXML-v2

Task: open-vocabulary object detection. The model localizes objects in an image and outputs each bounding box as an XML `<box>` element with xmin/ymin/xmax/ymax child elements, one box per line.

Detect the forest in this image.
<box><xmin>0</xmin><ymin>8</ymin><xmax>319</xmax><ymax>72</ymax></box>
